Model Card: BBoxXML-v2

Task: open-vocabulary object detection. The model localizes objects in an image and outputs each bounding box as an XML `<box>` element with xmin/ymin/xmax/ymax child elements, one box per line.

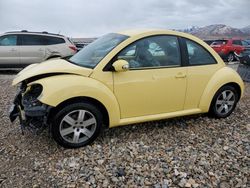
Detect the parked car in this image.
<box><xmin>235</xmin><ymin>48</ymin><xmax>250</xmax><ymax>65</ymax></box>
<box><xmin>0</xmin><ymin>30</ymin><xmax>77</xmax><ymax>68</ymax></box>
<box><xmin>203</xmin><ymin>39</ymin><xmax>215</xmax><ymax>45</ymax></box>
<box><xmin>74</xmin><ymin>43</ymin><xmax>86</xmax><ymax>51</ymax></box>
<box><xmin>9</xmin><ymin>29</ymin><xmax>244</xmax><ymax>148</ymax></box>
<box><xmin>210</xmin><ymin>39</ymin><xmax>247</xmax><ymax>62</ymax></box>
<box><xmin>245</xmin><ymin>39</ymin><xmax>250</xmax><ymax>44</ymax></box>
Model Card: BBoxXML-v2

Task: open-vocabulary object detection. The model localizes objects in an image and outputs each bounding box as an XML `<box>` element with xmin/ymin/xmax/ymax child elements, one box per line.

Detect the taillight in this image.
<box><xmin>69</xmin><ymin>45</ymin><xmax>77</xmax><ymax>52</ymax></box>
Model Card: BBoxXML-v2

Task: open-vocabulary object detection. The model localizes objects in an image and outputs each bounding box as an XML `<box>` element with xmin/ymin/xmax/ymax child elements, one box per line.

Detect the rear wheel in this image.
<box><xmin>52</xmin><ymin>102</ymin><xmax>102</xmax><ymax>148</ymax></box>
<box><xmin>209</xmin><ymin>85</ymin><xmax>239</xmax><ymax>118</ymax></box>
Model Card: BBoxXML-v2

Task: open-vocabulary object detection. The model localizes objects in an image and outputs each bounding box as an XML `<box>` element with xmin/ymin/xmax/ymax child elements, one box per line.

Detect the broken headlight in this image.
<box><xmin>22</xmin><ymin>84</ymin><xmax>43</xmax><ymax>107</ymax></box>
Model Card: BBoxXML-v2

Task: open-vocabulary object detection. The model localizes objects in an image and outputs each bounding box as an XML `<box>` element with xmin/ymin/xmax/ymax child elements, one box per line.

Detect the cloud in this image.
<box><xmin>0</xmin><ymin>0</ymin><xmax>249</xmax><ymax>37</ymax></box>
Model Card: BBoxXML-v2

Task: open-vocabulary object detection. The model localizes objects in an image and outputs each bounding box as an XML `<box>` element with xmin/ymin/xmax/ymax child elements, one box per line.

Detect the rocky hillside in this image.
<box><xmin>241</xmin><ymin>25</ymin><xmax>250</xmax><ymax>34</ymax></box>
<box><xmin>180</xmin><ymin>24</ymin><xmax>250</xmax><ymax>39</ymax></box>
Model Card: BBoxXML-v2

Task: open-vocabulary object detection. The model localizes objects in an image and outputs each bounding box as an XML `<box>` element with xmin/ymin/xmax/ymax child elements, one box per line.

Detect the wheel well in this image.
<box><xmin>49</xmin><ymin>97</ymin><xmax>109</xmax><ymax>127</ymax></box>
<box><xmin>225</xmin><ymin>82</ymin><xmax>242</xmax><ymax>100</ymax></box>
<box><xmin>46</xmin><ymin>55</ymin><xmax>61</xmax><ymax>60</ymax></box>
<box><xmin>213</xmin><ymin>82</ymin><xmax>242</xmax><ymax>102</ymax></box>
<box><xmin>208</xmin><ymin>82</ymin><xmax>242</xmax><ymax>112</ymax></box>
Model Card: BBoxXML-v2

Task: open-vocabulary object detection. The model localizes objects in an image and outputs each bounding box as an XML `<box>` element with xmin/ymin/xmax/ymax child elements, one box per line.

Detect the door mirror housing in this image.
<box><xmin>112</xmin><ymin>59</ymin><xmax>129</xmax><ymax>72</ymax></box>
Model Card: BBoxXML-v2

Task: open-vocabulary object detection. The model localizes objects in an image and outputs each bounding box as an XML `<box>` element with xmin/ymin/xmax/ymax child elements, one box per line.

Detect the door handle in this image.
<box><xmin>175</xmin><ymin>73</ymin><xmax>186</xmax><ymax>78</ymax></box>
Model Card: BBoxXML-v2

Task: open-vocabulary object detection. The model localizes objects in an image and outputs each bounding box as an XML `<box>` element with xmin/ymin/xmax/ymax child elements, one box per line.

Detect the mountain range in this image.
<box><xmin>178</xmin><ymin>24</ymin><xmax>250</xmax><ymax>39</ymax></box>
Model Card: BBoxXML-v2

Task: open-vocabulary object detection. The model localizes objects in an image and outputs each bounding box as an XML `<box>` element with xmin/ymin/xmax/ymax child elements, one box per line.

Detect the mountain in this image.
<box><xmin>241</xmin><ymin>25</ymin><xmax>250</xmax><ymax>34</ymax></box>
<box><xmin>179</xmin><ymin>24</ymin><xmax>250</xmax><ymax>39</ymax></box>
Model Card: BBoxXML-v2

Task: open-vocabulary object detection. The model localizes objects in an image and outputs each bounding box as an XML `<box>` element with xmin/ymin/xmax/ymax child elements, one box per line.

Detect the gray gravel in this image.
<box><xmin>0</xmin><ymin>72</ymin><xmax>249</xmax><ymax>188</ymax></box>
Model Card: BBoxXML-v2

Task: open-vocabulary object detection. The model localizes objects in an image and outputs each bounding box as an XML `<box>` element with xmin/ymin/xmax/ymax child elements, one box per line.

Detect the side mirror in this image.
<box><xmin>112</xmin><ymin>60</ymin><xmax>129</xmax><ymax>72</ymax></box>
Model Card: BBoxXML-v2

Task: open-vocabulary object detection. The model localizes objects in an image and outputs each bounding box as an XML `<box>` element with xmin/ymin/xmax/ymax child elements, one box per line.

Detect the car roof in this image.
<box><xmin>117</xmin><ymin>29</ymin><xmax>198</xmax><ymax>39</ymax></box>
<box><xmin>4</xmin><ymin>31</ymin><xmax>65</xmax><ymax>38</ymax></box>
<box><xmin>117</xmin><ymin>29</ymin><xmax>177</xmax><ymax>36</ymax></box>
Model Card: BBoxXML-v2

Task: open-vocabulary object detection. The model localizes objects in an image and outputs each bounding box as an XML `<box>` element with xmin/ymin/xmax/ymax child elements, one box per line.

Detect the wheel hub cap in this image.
<box><xmin>215</xmin><ymin>90</ymin><xmax>235</xmax><ymax>115</ymax></box>
<box><xmin>59</xmin><ymin>110</ymin><xmax>97</xmax><ymax>144</ymax></box>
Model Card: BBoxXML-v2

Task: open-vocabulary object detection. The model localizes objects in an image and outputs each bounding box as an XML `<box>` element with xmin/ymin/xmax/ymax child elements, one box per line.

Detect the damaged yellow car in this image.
<box><xmin>10</xmin><ymin>29</ymin><xmax>244</xmax><ymax>148</ymax></box>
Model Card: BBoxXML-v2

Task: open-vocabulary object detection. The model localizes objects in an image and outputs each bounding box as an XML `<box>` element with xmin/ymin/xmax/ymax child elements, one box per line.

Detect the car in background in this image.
<box><xmin>235</xmin><ymin>47</ymin><xmax>250</xmax><ymax>65</ymax></box>
<box><xmin>210</xmin><ymin>39</ymin><xmax>248</xmax><ymax>62</ymax></box>
<box><xmin>245</xmin><ymin>39</ymin><xmax>250</xmax><ymax>44</ymax></box>
<box><xmin>10</xmin><ymin>29</ymin><xmax>244</xmax><ymax>148</ymax></box>
<box><xmin>203</xmin><ymin>39</ymin><xmax>215</xmax><ymax>45</ymax></box>
<box><xmin>0</xmin><ymin>30</ymin><xmax>77</xmax><ymax>68</ymax></box>
<box><xmin>74</xmin><ymin>43</ymin><xmax>86</xmax><ymax>51</ymax></box>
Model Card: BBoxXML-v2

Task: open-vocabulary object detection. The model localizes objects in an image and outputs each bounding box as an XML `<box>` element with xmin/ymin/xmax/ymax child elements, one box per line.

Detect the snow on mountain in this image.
<box><xmin>241</xmin><ymin>25</ymin><xmax>250</xmax><ymax>34</ymax></box>
<box><xmin>179</xmin><ymin>24</ymin><xmax>249</xmax><ymax>39</ymax></box>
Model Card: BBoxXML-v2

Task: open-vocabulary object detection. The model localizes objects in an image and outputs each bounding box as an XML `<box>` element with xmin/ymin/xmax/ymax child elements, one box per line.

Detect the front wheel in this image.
<box><xmin>209</xmin><ymin>85</ymin><xmax>239</xmax><ymax>118</ymax></box>
<box><xmin>52</xmin><ymin>102</ymin><xmax>103</xmax><ymax>148</ymax></box>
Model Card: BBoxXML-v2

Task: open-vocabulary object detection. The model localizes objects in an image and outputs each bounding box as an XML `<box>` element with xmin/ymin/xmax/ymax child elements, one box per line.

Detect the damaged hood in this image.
<box><xmin>13</xmin><ymin>59</ymin><xmax>93</xmax><ymax>85</ymax></box>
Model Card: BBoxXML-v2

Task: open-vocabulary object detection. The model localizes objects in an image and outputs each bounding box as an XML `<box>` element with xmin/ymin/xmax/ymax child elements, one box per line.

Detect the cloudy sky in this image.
<box><xmin>0</xmin><ymin>0</ymin><xmax>249</xmax><ymax>37</ymax></box>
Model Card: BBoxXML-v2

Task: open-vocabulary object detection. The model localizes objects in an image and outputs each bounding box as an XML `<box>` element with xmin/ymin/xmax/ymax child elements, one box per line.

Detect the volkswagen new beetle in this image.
<box><xmin>9</xmin><ymin>29</ymin><xmax>244</xmax><ymax>148</ymax></box>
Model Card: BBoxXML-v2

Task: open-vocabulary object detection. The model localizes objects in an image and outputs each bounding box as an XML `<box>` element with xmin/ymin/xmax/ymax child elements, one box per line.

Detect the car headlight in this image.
<box><xmin>22</xmin><ymin>84</ymin><xmax>43</xmax><ymax>107</ymax></box>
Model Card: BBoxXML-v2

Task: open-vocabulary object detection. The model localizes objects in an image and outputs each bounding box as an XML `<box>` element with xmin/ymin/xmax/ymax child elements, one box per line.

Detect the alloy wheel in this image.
<box><xmin>59</xmin><ymin>110</ymin><xmax>97</xmax><ymax>144</ymax></box>
<box><xmin>215</xmin><ymin>90</ymin><xmax>236</xmax><ymax>116</ymax></box>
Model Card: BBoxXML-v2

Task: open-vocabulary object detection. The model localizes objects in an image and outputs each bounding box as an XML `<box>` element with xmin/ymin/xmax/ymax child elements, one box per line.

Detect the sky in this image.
<box><xmin>0</xmin><ymin>0</ymin><xmax>249</xmax><ymax>37</ymax></box>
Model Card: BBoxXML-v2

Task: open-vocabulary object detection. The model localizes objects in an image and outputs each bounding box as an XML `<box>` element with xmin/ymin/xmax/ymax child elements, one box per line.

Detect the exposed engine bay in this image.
<box><xmin>9</xmin><ymin>82</ymin><xmax>51</xmax><ymax>134</ymax></box>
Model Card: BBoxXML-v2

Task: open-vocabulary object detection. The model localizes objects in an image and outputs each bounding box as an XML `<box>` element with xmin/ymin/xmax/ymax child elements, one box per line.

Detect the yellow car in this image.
<box><xmin>9</xmin><ymin>29</ymin><xmax>244</xmax><ymax>148</ymax></box>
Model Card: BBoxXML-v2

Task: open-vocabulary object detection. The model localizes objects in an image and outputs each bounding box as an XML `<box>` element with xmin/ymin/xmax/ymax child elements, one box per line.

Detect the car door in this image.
<box><xmin>0</xmin><ymin>34</ymin><xmax>19</xmax><ymax>65</ymax></box>
<box><xmin>181</xmin><ymin>38</ymin><xmax>221</xmax><ymax>110</ymax></box>
<box><xmin>232</xmin><ymin>40</ymin><xmax>244</xmax><ymax>54</ymax></box>
<box><xmin>113</xmin><ymin>35</ymin><xmax>187</xmax><ymax>119</ymax></box>
<box><xmin>19</xmin><ymin>34</ymin><xmax>45</xmax><ymax>64</ymax></box>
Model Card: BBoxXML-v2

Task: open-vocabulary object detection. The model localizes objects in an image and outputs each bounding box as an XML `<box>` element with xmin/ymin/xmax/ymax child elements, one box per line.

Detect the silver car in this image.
<box><xmin>0</xmin><ymin>31</ymin><xmax>77</xmax><ymax>68</ymax></box>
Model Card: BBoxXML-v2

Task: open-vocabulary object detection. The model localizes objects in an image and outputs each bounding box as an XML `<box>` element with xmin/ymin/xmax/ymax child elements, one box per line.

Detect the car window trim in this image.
<box><xmin>103</xmin><ymin>34</ymin><xmax>184</xmax><ymax>72</ymax></box>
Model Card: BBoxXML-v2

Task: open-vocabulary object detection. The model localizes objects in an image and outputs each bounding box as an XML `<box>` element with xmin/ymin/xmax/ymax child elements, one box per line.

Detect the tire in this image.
<box><xmin>226</xmin><ymin>52</ymin><xmax>235</xmax><ymax>63</ymax></box>
<box><xmin>52</xmin><ymin>102</ymin><xmax>103</xmax><ymax>148</ymax></box>
<box><xmin>209</xmin><ymin>85</ymin><xmax>239</xmax><ymax>118</ymax></box>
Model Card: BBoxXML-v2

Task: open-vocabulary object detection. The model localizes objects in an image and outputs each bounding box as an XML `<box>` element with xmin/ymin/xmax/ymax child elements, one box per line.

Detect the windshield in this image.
<box><xmin>69</xmin><ymin>33</ymin><xmax>128</xmax><ymax>68</ymax></box>
<box><xmin>211</xmin><ymin>40</ymin><xmax>228</xmax><ymax>45</ymax></box>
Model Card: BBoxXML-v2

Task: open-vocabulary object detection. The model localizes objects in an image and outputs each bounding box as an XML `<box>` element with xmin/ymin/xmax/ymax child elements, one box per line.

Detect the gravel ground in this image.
<box><xmin>0</xmin><ymin>72</ymin><xmax>249</xmax><ymax>188</ymax></box>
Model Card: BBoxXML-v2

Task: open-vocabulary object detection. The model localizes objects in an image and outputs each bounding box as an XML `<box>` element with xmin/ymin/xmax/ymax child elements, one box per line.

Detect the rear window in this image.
<box><xmin>232</xmin><ymin>40</ymin><xmax>242</xmax><ymax>45</ymax></box>
<box><xmin>67</xmin><ymin>37</ymin><xmax>75</xmax><ymax>45</ymax></box>
<box><xmin>42</xmin><ymin>36</ymin><xmax>65</xmax><ymax>45</ymax></box>
<box><xmin>211</xmin><ymin>40</ymin><xmax>228</xmax><ymax>45</ymax></box>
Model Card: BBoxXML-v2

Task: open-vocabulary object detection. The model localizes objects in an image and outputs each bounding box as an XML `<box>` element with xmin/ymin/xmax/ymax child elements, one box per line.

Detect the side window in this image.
<box><xmin>43</xmin><ymin>36</ymin><xmax>65</xmax><ymax>45</ymax></box>
<box><xmin>242</xmin><ymin>40</ymin><xmax>249</xmax><ymax>46</ymax></box>
<box><xmin>117</xmin><ymin>35</ymin><xmax>181</xmax><ymax>69</ymax></box>
<box><xmin>0</xmin><ymin>35</ymin><xmax>17</xmax><ymax>46</ymax></box>
<box><xmin>21</xmin><ymin>35</ymin><xmax>43</xmax><ymax>45</ymax></box>
<box><xmin>232</xmin><ymin>40</ymin><xmax>241</xmax><ymax>45</ymax></box>
<box><xmin>186</xmin><ymin>39</ymin><xmax>216</xmax><ymax>65</ymax></box>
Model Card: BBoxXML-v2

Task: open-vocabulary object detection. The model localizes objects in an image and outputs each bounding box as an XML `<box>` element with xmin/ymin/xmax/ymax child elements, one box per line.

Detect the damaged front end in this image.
<box><xmin>9</xmin><ymin>82</ymin><xmax>52</xmax><ymax>134</ymax></box>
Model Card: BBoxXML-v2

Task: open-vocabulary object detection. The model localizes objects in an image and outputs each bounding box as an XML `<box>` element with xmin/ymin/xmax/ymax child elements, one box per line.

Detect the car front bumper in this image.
<box><xmin>9</xmin><ymin>87</ymin><xmax>51</xmax><ymax>133</ymax></box>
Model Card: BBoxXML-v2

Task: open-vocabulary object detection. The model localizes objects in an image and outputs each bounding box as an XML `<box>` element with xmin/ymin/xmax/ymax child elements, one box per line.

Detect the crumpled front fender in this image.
<box><xmin>31</xmin><ymin>74</ymin><xmax>120</xmax><ymax>127</ymax></box>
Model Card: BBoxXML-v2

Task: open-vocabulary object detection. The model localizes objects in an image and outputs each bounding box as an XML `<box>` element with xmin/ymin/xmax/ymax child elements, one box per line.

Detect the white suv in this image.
<box><xmin>0</xmin><ymin>31</ymin><xmax>77</xmax><ymax>68</ymax></box>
